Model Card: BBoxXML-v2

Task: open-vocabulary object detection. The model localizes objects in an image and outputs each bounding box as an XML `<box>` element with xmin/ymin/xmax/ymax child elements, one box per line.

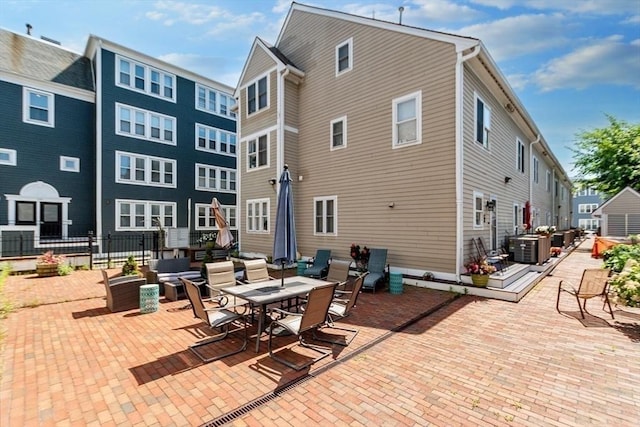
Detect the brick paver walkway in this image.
<box><xmin>1</xmin><ymin>239</ymin><xmax>639</xmax><ymax>426</ymax></box>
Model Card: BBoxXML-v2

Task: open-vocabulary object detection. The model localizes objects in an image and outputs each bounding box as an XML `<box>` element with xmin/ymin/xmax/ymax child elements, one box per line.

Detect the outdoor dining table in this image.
<box><xmin>222</xmin><ymin>275</ymin><xmax>333</xmax><ymax>352</ymax></box>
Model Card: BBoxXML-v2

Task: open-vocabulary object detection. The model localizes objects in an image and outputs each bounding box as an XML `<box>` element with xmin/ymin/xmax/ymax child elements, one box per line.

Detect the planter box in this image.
<box><xmin>36</xmin><ymin>263</ymin><xmax>59</xmax><ymax>277</ymax></box>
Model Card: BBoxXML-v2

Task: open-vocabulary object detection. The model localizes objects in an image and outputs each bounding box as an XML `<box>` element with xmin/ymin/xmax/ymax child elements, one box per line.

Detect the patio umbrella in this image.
<box><xmin>272</xmin><ymin>165</ymin><xmax>297</xmax><ymax>286</ymax></box>
<box><xmin>211</xmin><ymin>198</ymin><xmax>234</xmax><ymax>249</ymax></box>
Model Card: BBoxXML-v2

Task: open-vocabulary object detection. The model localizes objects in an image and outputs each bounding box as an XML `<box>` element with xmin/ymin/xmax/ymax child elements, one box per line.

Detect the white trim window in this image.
<box><xmin>516</xmin><ymin>138</ymin><xmax>525</xmax><ymax>173</ymax></box>
<box><xmin>117</xmin><ymin>55</ymin><xmax>175</xmax><ymax>101</ymax></box>
<box><xmin>578</xmin><ymin>203</ymin><xmax>598</xmax><ymax>214</ymax></box>
<box><xmin>473</xmin><ymin>191</ymin><xmax>484</xmax><ymax>229</ymax></box>
<box><xmin>194</xmin><ymin>165</ymin><xmax>236</xmax><ymax>192</ymax></box>
<box><xmin>246</xmin><ymin>74</ymin><xmax>268</xmax><ymax>115</ymax></box>
<box><xmin>533</xmin><ymin>156</ymin><xmax>539</xmax><ymax>183</ymax></box>
<box><xmin>314</xmin><ymin>196</ymin><xmax>337</xmax><ymax>235</ymax></box>
<box><xmin>247</xmin><ymin>134</ymin><xmax>269</xmax><ymax>170</ymax></box>
<box><xmin>330</xmin><ymin>116</ymin><xmax>347</xmax><ymax>150</ymax></box>
<box><xmin>0</xmin><ymin>148</ymin><xmax>17</xmax><ymax>166</ymax></box>
<box><xmin>579</xmin><ymin>219</ymin><xmax>600</xmax><ymax>230</ymax></box>
<box><xmin>196</xmin><ymin>203</ymin><xmax>237</xmax><ymax>230</ymax></box>
<box><xmin>23</xmin><ymin>87</ymin><xmax>54</xmax><ymax>127</ymax></box>
<box><xmin>195</xmin><ymin>124</ymin><xmax>236</xmax><ymax>155</ymax></box>
<box><xmin>474</xmin><ymin>93</ymin><xmax>491</xmax><ymax>148</ymax></box>
<box><xmin>247</xmin><ymin>198</ymin><xmax>269</xmax><ymax>233</ymax></box>
<box><xmin>116</xmin><ymin>104</ymin><xmax>176</xmax><ymax>145</ymax></box>
<box><xmin>116</xmin><ymin>199</ymin><xmax>176</xmax><ymax>230</ymax></box>
<box><xmin>335</xmin><ymin>38</ymin><xmax>353</xmax><ymax>76</ymax></box>
<box><xmin>60</xmin><ymin>156</ymin><xmax>80</xmax><ymax>172</ymax></box>
<box><xmin>546</xmin><ymin>170</ymin><xmax>551</xmax><ymax>192</ymax></box>
<box><xmin>196</xmin><ymin>84</ymin><xmax>236</xmax><ymax>119</ymax></box>
<box><xmin>392</xmin><ymin>91</ymin><xmax>422</xmax><ymax>148</ymax></box>
<box><xmin>116</xmin><ymin>151</ymin><xmax>176</xmax><ymax>188</ymax></box>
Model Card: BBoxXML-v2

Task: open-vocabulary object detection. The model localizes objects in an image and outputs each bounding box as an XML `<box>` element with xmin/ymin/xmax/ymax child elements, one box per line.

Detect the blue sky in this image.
<box><xmin>2</xmin><ymin>0</ymin><xmax>639</xmax><ymax>174</ymax></box>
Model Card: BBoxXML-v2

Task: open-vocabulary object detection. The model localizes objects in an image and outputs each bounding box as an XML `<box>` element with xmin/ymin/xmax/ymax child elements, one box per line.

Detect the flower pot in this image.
<box><xmin>36</xmin><ymin>263</ymin><xmax>59</xmax><ymax>277</ymax></box>
<box><xmin>470</xmin><ymin>273</ymin><xmax>489</xmax><ymax>287</ymax></box>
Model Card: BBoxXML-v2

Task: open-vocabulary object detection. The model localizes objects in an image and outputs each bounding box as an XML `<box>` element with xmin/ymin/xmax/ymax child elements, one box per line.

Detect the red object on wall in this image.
<box><xmin>524</xmin><ymin>201</ymin><xmax>532</xmax><ymax>231</ymax></box>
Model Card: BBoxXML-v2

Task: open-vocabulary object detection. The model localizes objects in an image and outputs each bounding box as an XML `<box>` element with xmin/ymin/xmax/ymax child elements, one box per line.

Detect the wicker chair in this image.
<box><xmin>101</xmin><ymin>270</ymin><xmax>147</xmax><ymax>312</ymax></box>
<box><xmin>556</xmin><ymin>268</ymin><xmax>613</xmax><ymax>319</ymax></box>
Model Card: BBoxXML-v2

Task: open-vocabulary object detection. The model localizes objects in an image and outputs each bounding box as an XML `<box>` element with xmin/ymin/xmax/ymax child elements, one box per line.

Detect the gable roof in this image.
<box><xmin>592</xmin><ymin>186</ymin><xmax>640</xmax><ymax>216</ymax></box>
<box><xmin>0</xmin><ymin>28</ymin><xmax>93</xmax><ymax>92</ymax></box>
<box><xmin>234</xmin><ymin>37</ymin><xmax>304</xmax><ymax>97</ymax></box>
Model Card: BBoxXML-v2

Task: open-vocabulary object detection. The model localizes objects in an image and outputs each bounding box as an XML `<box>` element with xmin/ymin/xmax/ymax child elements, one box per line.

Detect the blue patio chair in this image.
<box><xmin>363</xmin><ymin>248</ymin><xmax>388</xmax><ymax>292</ymax></box>
<box><xmin>303</xmin><ymin>249</ymin><xmax>331</xmax><ymax>278</ymax></box>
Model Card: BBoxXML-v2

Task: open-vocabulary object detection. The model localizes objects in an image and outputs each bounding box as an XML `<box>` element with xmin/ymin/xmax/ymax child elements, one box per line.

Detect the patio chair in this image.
<box><xmin>325</xmin><ymin>259</ymin><xmax>351</xmax><ymax>289</ymax></box>
<box><xmin>314</xmin><ymin>272</ymin><xmax>367</xmax><ymax>346</ymax></box>
<box><xmin>180</xmin><ymin>277</ymin><xmax>248</xmax><ymax>363</ymax></box>
<box><xmin>477</xmin><ymin>237</ymin><xmax>510</xmax><ymax>272</ymax></box>
<box><xmin>362</xmin><ymin>248</ymin><xmax>387</xmax><ymax>292</ymax></box>
<box><xmin>101</xmin><ymin>270</ymin><xmax>147</xmax><ymax>312</ymax></box>
<box><xmin>205</xmin><ymin>261</ymin><xmax>250</xmax><ymax>315</ymax></box>
<box><xmin>556</xmin><ymin>268</ymin><xmax>614</xmax><ymax>319</ymax></box>
<box><xmin>302</xmin><ymin>249</ymin><xmax>332</xmax><ymax>279</ymax></box>
<box><xmin>472</xmin><ymin>238</ymin><xmax>504</xmax><ymax>273</ymax></box>
<box><xmin>267</xmin><ymin>282</ymin><xmax>337</xmax><ymax>370</ymax></box>
<box><xmin>243</xmin><ymin>259</ymin><xmax>275</xmax><ymax>283</ymax></box>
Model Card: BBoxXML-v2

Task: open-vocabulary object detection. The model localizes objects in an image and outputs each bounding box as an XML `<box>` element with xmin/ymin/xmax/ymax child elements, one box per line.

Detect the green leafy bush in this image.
<box><xmin>57</xmin><ymin>263</ymin><xmax>74</xmax><ymax>276</ymax></box>
<box><xmin>122</xmin><ymin>255</ymin><xmax>139</xmax><ymax>276</ymax></box>
<box><xmin>603</xmin><ymin>244</ymin><xmax>640</xmax><ymax>272</ymax></box>
<box><xmin>609</xmin><ymin>260</ymin><xmax>640</xmax><ymax>307</ymax></box>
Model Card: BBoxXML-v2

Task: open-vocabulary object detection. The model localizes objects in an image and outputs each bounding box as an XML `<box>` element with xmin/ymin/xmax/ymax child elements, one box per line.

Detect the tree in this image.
<box><xmin>572</xmin><ymin>115</ymin><xmax>640</xmax><ymax>197</ymax></box>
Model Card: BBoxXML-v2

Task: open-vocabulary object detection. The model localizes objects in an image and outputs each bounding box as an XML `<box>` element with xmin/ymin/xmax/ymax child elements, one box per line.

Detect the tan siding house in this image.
<box><xmin>234</xmin><ymin>3</ymin><xmax>570</xmax><ymax>283</ymax></box>
<box><xmin>592</xmin><ymin>187</ymin><xmax>640</xmax><ymax>237</ymax></box>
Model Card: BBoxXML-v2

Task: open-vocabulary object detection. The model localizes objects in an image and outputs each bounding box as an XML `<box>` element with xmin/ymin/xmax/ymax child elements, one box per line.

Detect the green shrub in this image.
<box><xmin>122</xmin><ymin>255</ymin><xmax>139</xmax><ymax>276</ymax></box>
<box><xmin>603</xmin><ymin>244</ymin><xmax>640</xmax><ymax>272</ymax></box>
<box><xmin>609</xmin><ymin>260</ymin><xmax>640</xmax><ymax>307</ymax></box>
<box><xmin>57</xmin><ymin>263</ymin><xmax>74</xmax><ymax>276</ymax></box>
<box><xmin>0</xmin><ymin>263</ymin><xmax>14</xmax><ymax>319</ymax></box>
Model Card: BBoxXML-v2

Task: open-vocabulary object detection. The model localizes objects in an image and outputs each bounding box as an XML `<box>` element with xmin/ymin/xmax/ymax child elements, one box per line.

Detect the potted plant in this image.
<box><xmin>350</xmin><ymin>244</ymin><xmax>370</xmax><ymax>272</ymax></box>
<box><xmin>121</xmin><ymin>255</ymin><xmax>140</xmax><ymax>276</ymax></box>
<box><xmin>36</xmin><ymin>251</ymin><xmax>65</xmax><ymax>277</ymax></box>
<box><xmin>534</xmin><ymin>225</ymin><xmax>557</xmax><ymax>236</ymax></box>
<box><xmin>465</xmin><ymin>258</ymin><xmax>496</xmax><ymax>287</ymax></box>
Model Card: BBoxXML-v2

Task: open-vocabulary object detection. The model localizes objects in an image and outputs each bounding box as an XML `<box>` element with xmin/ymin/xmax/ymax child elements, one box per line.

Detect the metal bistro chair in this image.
<box><xmin>325</xmin><ymin>259</ymin><xmax>351</xmax><ymax>290</ymax></box>
<box><xmin>556</xmin><ymin>268</ymin><xmax>614</xmax><ymax>319</ymax></box>
<box><xmin>267</xmin><ymin>282</ymin><xmax>337</xmax><ymax>370</ymax></box>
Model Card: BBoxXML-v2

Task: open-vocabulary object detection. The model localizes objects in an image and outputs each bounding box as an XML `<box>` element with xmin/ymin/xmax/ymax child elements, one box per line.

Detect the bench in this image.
<box><xmin>145</xmin><ymin>257</ymin><xmax>203</xmax><ymax>301</ymax></box>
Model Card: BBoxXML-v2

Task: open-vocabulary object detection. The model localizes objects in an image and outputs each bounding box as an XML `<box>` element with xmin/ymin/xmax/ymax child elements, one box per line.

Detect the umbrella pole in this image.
<box><xmin>281</xmin><ymin>260</ymin><xmax>285</xmax><ymax>287</ymax></box>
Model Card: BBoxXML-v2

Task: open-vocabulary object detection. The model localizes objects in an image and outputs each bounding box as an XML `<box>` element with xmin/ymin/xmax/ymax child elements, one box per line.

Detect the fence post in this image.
<box><xmin>140</xmin><ymin>234</ymin><xmax>146</xmax><ymax>266</ymax></box>
<box><xmin>19</xmin><ymin>234</ymin><xmax>24</xmax><ymax>257</ymax></box>
<box><xmin>88</xmin><ymin>231</ymin><xmax>94</xmax><ymax>270</ymax></box>
<box><xmin>107</xmin><ymin>233</ymin><xmax>112</xmax><ymax>268</ymax></box>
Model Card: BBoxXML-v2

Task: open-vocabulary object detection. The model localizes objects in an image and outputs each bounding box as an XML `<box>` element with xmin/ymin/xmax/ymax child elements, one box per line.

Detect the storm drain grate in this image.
<box><xmin>201</xmin><ymin>295</ymin><xmax>458</xmax><ymax>427</ymax></box>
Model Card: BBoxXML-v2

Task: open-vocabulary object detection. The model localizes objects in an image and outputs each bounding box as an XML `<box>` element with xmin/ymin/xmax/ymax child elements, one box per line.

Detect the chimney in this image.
<box><xmin>26</xmin><ymin>23</ymin><xmax>32</xmax><ymax>35</ymax></box>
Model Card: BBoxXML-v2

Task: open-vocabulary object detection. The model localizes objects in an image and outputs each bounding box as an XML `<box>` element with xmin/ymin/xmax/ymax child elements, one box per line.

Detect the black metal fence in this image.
<box><xmin>0</xmin><ymin>231</ymin><xmax>235</xmax><ymax>268</ymax></box>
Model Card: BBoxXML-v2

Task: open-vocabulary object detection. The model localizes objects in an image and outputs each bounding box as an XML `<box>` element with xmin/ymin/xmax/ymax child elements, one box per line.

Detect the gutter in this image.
<box><xmin>455</xmin><ymin>44</ymin><xmax>481</xmax><ymax>284</ymax></box>
<box><xmin>95</xmin><ymin>40</ymin><xmax>103</xmax><ymax>252</ymax></box>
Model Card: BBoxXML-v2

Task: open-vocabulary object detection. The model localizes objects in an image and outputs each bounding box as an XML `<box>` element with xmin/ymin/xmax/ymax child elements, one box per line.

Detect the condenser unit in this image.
<box><xmin>514</xmin><ymin>237</ymin><xmax>538</xmax><ymax>263</ymax></box>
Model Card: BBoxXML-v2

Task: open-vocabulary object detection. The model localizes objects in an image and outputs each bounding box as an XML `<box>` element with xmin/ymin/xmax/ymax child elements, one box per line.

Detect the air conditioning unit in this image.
<box><xmin>514</xmin><ymin>237</ymin><xmax>538</xmax><ymax>263</ymax></box>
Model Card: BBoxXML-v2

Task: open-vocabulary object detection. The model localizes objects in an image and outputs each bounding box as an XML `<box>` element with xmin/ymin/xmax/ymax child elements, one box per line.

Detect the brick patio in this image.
<box><xmin>1</xmin><ymin>239</ymin><xmax>639</xmax><ymax>426</ymax></box>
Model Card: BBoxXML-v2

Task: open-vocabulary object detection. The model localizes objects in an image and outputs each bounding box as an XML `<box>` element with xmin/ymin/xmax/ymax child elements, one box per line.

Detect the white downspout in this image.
<box><xmin>529</xmin><ymin>135</ymin><xmax>540</xmax><ymax>226</ymax></box>
<box><xmin>276</xmin><ymin>67</ymin><xmax>286</xmax><ymax>184</ymax></box>
<box><xmin>455</xmin><ymin>44</ymin><xmax>481</xmax><ymax>283</ymax></box>
<box><xmin>95</xmin><ymin>41</ymin><xmax>103</xmax><ymax>252</ymax></box>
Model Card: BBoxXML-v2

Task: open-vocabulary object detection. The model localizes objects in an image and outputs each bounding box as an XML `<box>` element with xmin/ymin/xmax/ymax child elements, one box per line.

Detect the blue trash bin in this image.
<box><xmin>389</xmin><ymin>272</ymin><xmax>403</xmax><ymax>294</ymax></box>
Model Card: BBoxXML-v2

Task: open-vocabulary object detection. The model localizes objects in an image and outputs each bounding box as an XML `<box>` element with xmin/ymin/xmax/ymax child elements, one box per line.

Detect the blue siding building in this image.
<box><xmin>0</xmin><ymin>28</ymin><xmax>236</xmax><ymax>255</ymax></box>
<box><xmin>572</xmin><ymin>187</ymin><xmax>602</xmax><ymax>231</ymax></box>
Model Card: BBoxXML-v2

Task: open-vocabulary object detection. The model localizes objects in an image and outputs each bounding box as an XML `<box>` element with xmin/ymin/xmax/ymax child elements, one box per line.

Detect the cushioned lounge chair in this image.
<box><xmin>303</xmin><ymin>249</ymin><xmax>331</xmax><ymax>278</ymax></box>
<box><xmin>362</xmin><ymin>248</ymin><xmax>387</xmax><ymax>292</ymax></box>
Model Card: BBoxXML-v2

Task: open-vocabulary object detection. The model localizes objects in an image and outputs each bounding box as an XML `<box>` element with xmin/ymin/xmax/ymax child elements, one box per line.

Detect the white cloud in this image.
<box><xmin>533</xmin><ymin>36</ymin><xmax>640</xmax><ymax>91</ymax></box>
<box><xmin>470</xmin><ymin>0</ymin><xmax>639</xmax><ymax>15</ymax></box>
<box><xmin>622</xmin><ymin>15</ymin><xmax>640</xmax><ymax>24</ymax></box>
<box><xmin>272</xmin><ymin>0</ymin><xmax>292</xmax><ymax>14</ymax></box>
<box><xmin>504</xmin><ymin>73</ymin><xmax>530</xmax><ymax>91</ymax></box>
<box><xmin>407</xmin><ymin>0</ymin><xmax>482</xmax><ymax>22</ymax></box>
<box><xmin>453</xmin><ymin>13</ymin><xmax>569</xmax><ymax>61</ymax></box>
